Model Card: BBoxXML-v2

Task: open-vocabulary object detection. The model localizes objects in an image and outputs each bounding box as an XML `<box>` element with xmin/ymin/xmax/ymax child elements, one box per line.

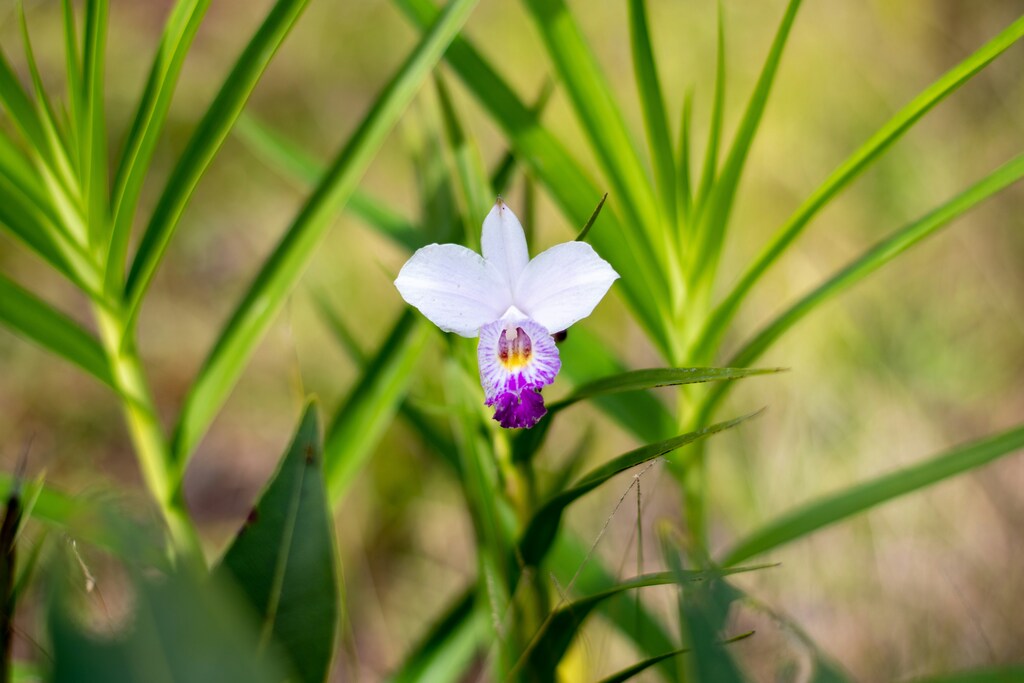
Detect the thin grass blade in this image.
<box><xmin>628</xmin><ymin>0</ymin><xmax>675</xmax><ymax>224</ymax></box>
<box><xmin>0</xmin><ymin>273</ymin><xmax>113</xmax><ymax>386</ymax></box>
<box><xmin>700</xmin><ymin>153</ymin><xmax>1024</xmax><ymax>422</ymax></box>
<box><xmin>171</xmin><ymin>0</ymin><xmax>478</xmax><ymax>465</ymax></box>
<box><xmin>695</xmin><ymin>0</ymin><xmax>726</xmax><ymax>212</ymax></box>
<box><xmin>324</xmin><ymin>311</ymin><xmax>432</xmax><ymax>503</ymax></box>
<box><xmin>692</xmin><ymin>0</ymin><xmax>801</xmax><ymax>284</ymax></box>
<box><xmin>435</xmin><ymin>74</ymin><xmax>491</xmax><ymax>239</ymax></box>
<box><xmin>107</xmin><ymin>0</ymin><xmax>211</xmax><ymax>291</ymax></box>
<box><xmin>125</xmin><ymin>0</ymin><xmax>310</xmax><ymax>322</ymax></box>
<box><xmin>394</xmin><ymin>0</ymin><xmax>673</xmax><ymax>356</ymax></box>
<box><xmin>721</xmin><ymin>423</ymin><xmax>1024</xmax><ymax>566</ymax></box>
<box><xmin>697</xmin><ymin>14</ymin><xmax>1024</xmax><ymax>360</ymax></box>
<box><xmin>80</xmin><ymin>0</ymin><xmax>109</xmax><ymax>247</ymax></box>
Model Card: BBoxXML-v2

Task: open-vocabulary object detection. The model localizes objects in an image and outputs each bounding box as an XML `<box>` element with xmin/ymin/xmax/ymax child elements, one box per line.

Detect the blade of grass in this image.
<box><xmin>695</xmin><ymin>0</ymin><xmax>726</xmax><ymax>213</ymax></box>
<box><xmin>696</xmin><ymin>14</ymin><xmax>1024</xmax><ymax>361</ymax></box>
<box><xmin>395</xmin><ymin>0</ymin><xmax>673</xmax><ymax>358</ymax></box>
<box><xmin>170</xmin><ymin>0</ymin><xmax>478</xmax><ymax>466</ymax></box>
<box><xmin>692</xmin><ymin>0</ymin><xmax>802</xmax><ymax>287</ymax></box>
<box><xmin>489</xmin><ymin>79</ymin><xmax>554</xmax><ymax>195</ymax></box>
<box><xmin>721</xmin><ymin>422</ymin><xmax>1024</xmax><ymax>566</ymax></box>
<box><xmin>0</xmin><ymin>49</ymin><xmax>49</xmax><ymax>162</ymax></box>
<box><xmin>61</xmin><ymin>0</ymin><xmax>82</xmax><ymax>165</ymax></box>
<box><xmin>324</xmin><ymin>311</ymin><xmax>432</xmax><ymax>503</ymax></box>
<box><xmin>628</xmin><ymin>0</ymin><xmax>675</xmax><ymax>225</ymax></box>
<box><xmin>573</xmin><ymin>192</ymin><xmax>606</xmax><ymax>242</ymax></box>
<box><xmin>80</xmin><ymin>0</ymin><xmax>109</xmax><ymax>247</ymax></box>
<box><xmin>107</xmin><ymin>0</ymin><xmax>211</xmax><ymax>292</ymax></box>
<box><xmin>0</xmin><ymin>273</ymin><xmax>113</xmax><ymax>386</ymax></box>
<box><xmin>677</xmin><ymin>89</ymin><xmax>694</xmax><ymax>227</ymax></box>
<box><xmin>124</xmin><ymin>0</ymin><xmax>310</xmax><ymax>325</ymax></box>
<box><xmin>234</xmin><ymin>114</ymin><xmax>422</xmax><ymax>252</ymax></box>
<box><xmin>435</xmin><ymin>74</ymin><xmax>491</xmax><ymax>243</ymax></box>
<box><xmin>550</xmin><ymin>366</ymin><xmax>783</xmax><ymax>412</ymax></box>
<box><xmin>699</xmin><ymin>152</ymin><xmax>1024</xmax><ymax>423</ymax></box>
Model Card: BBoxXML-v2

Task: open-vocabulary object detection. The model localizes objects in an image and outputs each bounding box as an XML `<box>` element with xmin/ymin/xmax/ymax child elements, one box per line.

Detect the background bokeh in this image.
<box><xmin>0</xmin><ymin>0</ymin><xmax>1022</xmax><ymax>679</ymax></box>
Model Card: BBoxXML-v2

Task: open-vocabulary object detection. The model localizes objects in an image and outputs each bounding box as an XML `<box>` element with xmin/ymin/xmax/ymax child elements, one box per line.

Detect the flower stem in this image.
<box><xmin>93</xmin><ymin>306</ymin><xmax>203</xmax><ymax>564</ymax></box>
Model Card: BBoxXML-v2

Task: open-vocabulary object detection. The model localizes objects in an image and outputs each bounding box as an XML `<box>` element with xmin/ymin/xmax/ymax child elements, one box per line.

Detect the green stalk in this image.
<box><xmin>93</xmin><ymin>306</ymin><xmax>202</xmax><ymax>563</ymax></box>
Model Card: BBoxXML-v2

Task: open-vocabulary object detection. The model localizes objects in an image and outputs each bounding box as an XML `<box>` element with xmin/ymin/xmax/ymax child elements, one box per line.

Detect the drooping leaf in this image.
<box><xmin>216</xmin><ymin>401</ymin><xmax>339</xmax><ymax>683</ymax></box>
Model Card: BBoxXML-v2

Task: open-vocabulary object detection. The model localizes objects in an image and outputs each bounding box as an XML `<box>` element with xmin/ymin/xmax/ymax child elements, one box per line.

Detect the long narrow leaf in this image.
<box><xmin>81</xmin><ymin>0</ymin><xmax>109</xmax><ymax>247</ymax></box>
<box><xmin>721</xmin><ymin>423</ymin><xmax>1024</xmax><ymax>566</ymax></box>
<box><xmin>395</xmin><ymin>0</ymin><xmax>673</xmax><ymax>357</ymax></box>
<box><xmin>699</xmin><ymin>153</ymin><xmax>1024</xmax><ymax>422</ymax></box>
<box><xmin>628</xmin><ymin>0</ymin><xmax>675</xmax><ymax>224</ymax></box>
<box><xmin>107</xmin><ymin>0</ymin><xmax>211</xmax><ymax>290</ymax></box>
<box><xmin>695</xmin><ymin>1</ymin><xmax>726</xmax><ymax>212</ymax></box>
<box><xmin>519</xmin><ymin>410</ymin><xmax>762</xmax><ymax>567</ymax></box>
<box><xmin>125</xmin><ymin>0</ymin><xmax>310</xmax><ymax>321</ymax></box>
<box><xmin>697</xmin><ymin>15</ymin><xmax>1024</xmax><ymax>360</ymax></box>
<box><xmin>692</xmin><ymin>0</ymin><xmax>801</xmax><ymax>282</ymax></box>
<box><xmin>0</xmin><ymin>273</ymin><xmax>113</xmax><ymax>387</ymax></box>
<box><xmin>324</xmin><ymin>311</ymin><xmax>432</xmax><ymax>502</ymax></box>
<box><xmin>235</xmin><ymin>114</ymin><xmax>422</xmax><ymax>251</ymax></box>
<box><xmin>171</xmin><ymin>0</ymin><xmax>478</xmax><ymax>465</ymax></box>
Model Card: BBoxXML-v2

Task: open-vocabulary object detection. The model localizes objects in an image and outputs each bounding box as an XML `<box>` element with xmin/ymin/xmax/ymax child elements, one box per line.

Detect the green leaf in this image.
<box><xmin>107</xmin><ymin>0</ymin><xmax>211</xmax><ymax>290</ymax></box>
<box><xmin>0</xmin><ymin>48</ymin><xmax>49</xmax><ymax>160</ymax></box>
<box><xmin>628</xmin><ymin>0</ymin><xmax>675</xmax><ymax>224</ymax></box>
<box><xmin>519</xmin><ymin>410</ymin><xmax>762</xmax><ymax>568</ymax></box>
<box><xmin>125</xmin><ymin>0</ymin><xmax>310</xmax><ymax>322</ymax></box>
<box><xmin>81</xmin><ymin>0</ymin><xmax>109</xmax><ymax>247</ymax></box>
<box><xmin>385</xmin><ymin>589</ymin><xmax>481</xmax><ymax>683</ymax></box>
<box><xmin>324</xmin><ymin>310</ymin><xmax>432</xmax><ymax>503</ymax></box>
<box><xmin>435</xmin><ymin>74</ymin><xmax>491</xmax><ymax>241</ymax></box>
<box><xmin>520</xmin><ymin>0</ymin><xmax>660</xmax><ymax>253</ymax></box>
<box><xmin>170</xmin><ymin>0</ymin><xmax>478</xmax><ymax>466</ymax></box>
<box><xmin>573</xmin><ymin>192</ymin><xmax>607</xmax><ymax>243</ymax></box>
<box><xmin>697</xmin><ymin>14</ymin><xmax>1024</xmax><ymax>360</ymax></box>
<box><xmin>524</xmin><ymin>569</ymin><xmax>763</xmax><ymax>681</ymax></box>
<box><xmin>677</xmin><ymin>89</ymin><xmax>695</xmax><ymax>226</ymax></box>
<box><xmin>558</xmin><ymin>328</ymin><xmax>675</xmax><ymax>443</ymax></box>
<box><xmin>721</xmin><ymin>422</ymin><xmax>1024</xmax><ymax>566</ymax></box>
<box><xmin>907</xmin><ymin>668</ymin><xmax>1024</xmax><ymax>683</ymax></box>
<box><xmin>235</xmin><ymin>114</ymin><xmax>423</xmax><ymax>252</ymax></box>
<box><xmin>61</xmin><ymin>0</ymin><xmax>83</xmax><ymax>162</ymax></box>
<box><xmin>216</xmin><ymin>401</ymin><xmax>339</xmax><ymax>683</ymax></box>
<box><xmin>0</xmin><ymin>273</ymin><xmax>113</xmax><ymax>387</ymax></box>
<box><xmin>50</xmin><ymin>562</ymin><xmax>290</xmax><ymax>683</ymax></box>
<box><xmin>551</xmin><ymin>366</ymin><xmax>783</xmax><ymax>412</ymax></box>
<box><xmin>693</xmin><ymin>0</ymin><xmax>801</xmax><ymax>282</ymax></box>
<box><xmin>699</xmin><ymin>153</ymin><xmax>1024</xmax><ymax>422</ymax></box>
<box><xmin>695</xmin><ymin>0</ymin><xmax>726</xmax><ymax>212</ymax></box>
<box><xmin>395</xmin><ymin>0</ymin><xmax>673</xmax><ymax>356</ymax></box>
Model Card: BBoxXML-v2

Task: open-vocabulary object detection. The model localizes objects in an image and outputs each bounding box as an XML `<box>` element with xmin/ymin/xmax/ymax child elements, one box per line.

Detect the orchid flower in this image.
<box><xmin>395</xmin><ymin>199</ymin><xmax>619</xmax><ymax>429</ymax></box>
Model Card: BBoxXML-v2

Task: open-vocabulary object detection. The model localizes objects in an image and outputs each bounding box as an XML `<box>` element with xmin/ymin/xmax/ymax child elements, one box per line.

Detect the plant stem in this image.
<box><xmin>93</xmin><ymin>306</ymin><xmax>203</xmax><ymax>564</ymax></box>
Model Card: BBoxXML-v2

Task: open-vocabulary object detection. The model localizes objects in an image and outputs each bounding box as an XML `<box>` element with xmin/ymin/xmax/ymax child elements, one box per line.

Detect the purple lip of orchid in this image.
<box><xmin>394</xmin><ymin>199</ymin><xmax>619</xmax><ymax>429</ymax></box>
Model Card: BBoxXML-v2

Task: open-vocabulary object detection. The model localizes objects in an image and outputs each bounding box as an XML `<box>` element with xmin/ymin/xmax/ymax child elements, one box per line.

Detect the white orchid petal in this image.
<box><xmin>514</xmin><ymin>241</ymin><xmax>619</xmax><ymax>333</ymax></box>
<box><xmin>481</xmin><ymin>199</ymin><xmax>529</xmax><ymax>288</ymax></box>
<box><xmin>394</xmin><ymin>243</ymin><xmax>510</xmax><ymax>337</ymax></box>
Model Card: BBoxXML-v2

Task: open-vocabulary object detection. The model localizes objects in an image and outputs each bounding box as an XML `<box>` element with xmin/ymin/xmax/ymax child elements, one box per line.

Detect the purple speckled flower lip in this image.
<box><xmin>394</xmin><ymin>200</ymin><xmax>618</xmax><ymax>429</ymax></box>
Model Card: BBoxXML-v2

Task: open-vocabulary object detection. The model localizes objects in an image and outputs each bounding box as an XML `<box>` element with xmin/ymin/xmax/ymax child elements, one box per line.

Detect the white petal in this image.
<box><xmin>394</xmin><ymin>244</ymin><xmax>510</xmax><ymax>337</ymax></box>
<box><xmin>481</xmin><ymin>199</ymin><xmax>529</xmax><ymax>288</ymax></box>
<box><xmin>514</xmin><ymin>241</ymin><xmax>619</xmax><ymax>332</ymax></box>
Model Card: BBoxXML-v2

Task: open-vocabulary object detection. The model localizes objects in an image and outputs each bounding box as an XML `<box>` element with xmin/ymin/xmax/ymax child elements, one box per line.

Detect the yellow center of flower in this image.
<box><xmin>497</xmin><ymin>325</ymin><xmax>532</xmax><ymax>371</ymax></box>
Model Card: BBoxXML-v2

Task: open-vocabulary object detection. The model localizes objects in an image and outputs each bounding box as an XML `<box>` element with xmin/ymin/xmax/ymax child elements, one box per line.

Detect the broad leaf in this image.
<box><xmin>216</xmin><ymin>401</ymin><xmax>339</xmax><ymax>683</ymax></box>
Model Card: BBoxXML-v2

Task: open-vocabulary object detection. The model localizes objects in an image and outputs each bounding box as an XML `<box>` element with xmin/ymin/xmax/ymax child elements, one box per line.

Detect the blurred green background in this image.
<box><xmin>0</xmin><ymin>0</ymin><xmax>1021</xmax><ymax>679</ymax></box>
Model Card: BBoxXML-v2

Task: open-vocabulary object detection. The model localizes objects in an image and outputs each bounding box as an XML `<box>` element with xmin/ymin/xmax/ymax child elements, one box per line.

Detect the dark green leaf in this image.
<box><xmin>216</xmin><ymin>401</ymin><xmax>339</xmax><ymax>683</ymax></box>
